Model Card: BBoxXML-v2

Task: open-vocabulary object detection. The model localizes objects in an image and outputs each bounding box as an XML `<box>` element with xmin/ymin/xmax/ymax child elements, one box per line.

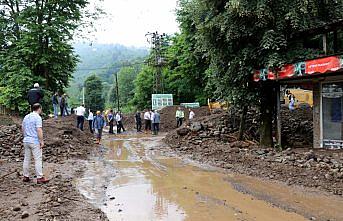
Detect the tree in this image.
<box><xmin>0</xmin><ymin>0</ymin><xmax>101</xmax><ymax>113</ymax></box>
<box><xmin>165</xmin><ymin>33</ymin><xmax>209</xmax><ymax>105</ymax></box>
<box><xmin>176</xmin><ymin>0</ymin><xmax>343</xmax><ymax>147</ymax></box>
<box><xmin>118</xmin><ymin>66</ymin><xmax>140</xmax><ymax>106</ymax></box>
<box><xmin>85</xmin><ymin>74</ymin><xmax>104</xmax><ymax>112</ymax></box>
<box><xmin>132</xmin><ymin>66</ymin><xmax>154</xmax><ymax>110</ymax></box>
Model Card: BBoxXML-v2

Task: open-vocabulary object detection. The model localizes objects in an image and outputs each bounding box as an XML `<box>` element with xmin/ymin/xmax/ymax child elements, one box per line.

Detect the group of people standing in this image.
<box><xmin>105</xmin><ymin>110</ymin><xmax>126</xmax><ymax>134</ymax></box>
<box><xmin>134</xmin><ymin>109</ymin><xmax>161</xmax><ymax>135</ymax></box>
<box><xmin>52</xmin><ymin>92</ymin><xmax>69</xmax><ymax>119</ymax></box>
<box><xmin>74</xmin><ymin>107</ymin><xmax>126</xmax><ymax>144</ymax></box>
<box><xmin>176</xmin><ymin>107</ymin><xmax>195</xmax><ymax>127</ymax></box>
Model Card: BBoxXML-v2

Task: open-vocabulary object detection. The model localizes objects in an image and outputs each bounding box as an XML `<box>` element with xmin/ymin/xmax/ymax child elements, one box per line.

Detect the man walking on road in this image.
<box><xmin>152</xmin><ymin>110</ymin><xmax>161</xmax><ymax>135</ymax></box>
<box><xmin>76</xmin><ymin>104</ymin><xmax>86</xmax><ymax>131</ymax></box>
<box><xmin>22</xmin><ymin>103</ymin><xmax>49</xmax><ymax>184</ymax></box>
<box><xmin>93</xmin><ymin>111</ymin><xmax>105</xmax><ymax>144</ymax></box>
<box><xmin>27</xmin><ymin>83</ymin><xmax>44</xmax><ymax>108</ymax></box>
<box><xmin>52</xmin><ymin>92</ymin><xmax>59</xmax><ymax>119</ymax></box>
<box><xmin>135</xmin><ymin>111</ymin><xmax>142</xmax><ymax>132</ymax></box>
<box><xmin>176</xmin><ymin>107</ymin><xmax>185</xmax><ymax>127</ymax></box>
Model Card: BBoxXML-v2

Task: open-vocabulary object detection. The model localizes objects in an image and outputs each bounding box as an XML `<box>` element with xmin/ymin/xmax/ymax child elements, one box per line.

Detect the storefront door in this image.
<box><xmin>322</xmin><ymin>82</ymin><xmax>343</xmax><ymax>149</ymax></box>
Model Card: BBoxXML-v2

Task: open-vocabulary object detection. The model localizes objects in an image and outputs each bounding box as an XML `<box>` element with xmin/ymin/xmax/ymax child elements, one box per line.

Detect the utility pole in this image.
<box><xmin>115</xmin><ymin>72</ymin><xmax>120</xmax><ymax>111</ymax></box>
<box><xmin>145</xmin><ymin>31</ymin><xmax>168</xmax><ymax>94</ymax></box>
<box><xmin>82</xmin><ymin>86</ymin><xmax>85</xmax><ymax>105</ymax></box>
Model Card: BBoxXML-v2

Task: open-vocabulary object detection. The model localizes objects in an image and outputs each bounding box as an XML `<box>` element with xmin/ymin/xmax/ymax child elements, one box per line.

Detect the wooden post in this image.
<box><xmin>323</xmin><ymin>33</ymin><xmax>328</xmax><ymax>55</ymax></box>
<box><xmin>333</xmin><ymin>30</ymin><xmax>338</xmax><ymax>53</ymax></box>
<box><xmin>276</xmin><ymin>83</ymin><xmax>282</xmax><ymax>148</ymax></box>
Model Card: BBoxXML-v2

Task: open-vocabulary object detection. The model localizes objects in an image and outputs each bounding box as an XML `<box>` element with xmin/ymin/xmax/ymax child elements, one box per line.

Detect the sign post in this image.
<box><xmin>152</xmin><ymin>94</ymin><xmax>173</xmax><ymax>110</ymax></box>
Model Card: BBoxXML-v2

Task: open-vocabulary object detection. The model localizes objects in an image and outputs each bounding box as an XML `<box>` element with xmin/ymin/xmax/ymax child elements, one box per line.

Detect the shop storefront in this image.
<box><xmin>254</xmin><ymin>55</ymin><xmax>343</xmax><ymax>149</ymax></box>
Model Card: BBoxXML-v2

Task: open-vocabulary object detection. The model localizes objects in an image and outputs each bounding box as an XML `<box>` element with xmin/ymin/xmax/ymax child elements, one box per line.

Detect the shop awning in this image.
<box><xmin>253</xmin><ymin>55</ymin><xmax>343</xmax><ymax>82</ymax></box>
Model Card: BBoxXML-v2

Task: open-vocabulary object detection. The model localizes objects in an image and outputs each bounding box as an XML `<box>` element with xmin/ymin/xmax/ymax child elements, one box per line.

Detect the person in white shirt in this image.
<box><xmin>189</xmin><ymin>109</ymin><xmax>195</xmax><ymax>125</ymax></box>
<box><xmin>87</xmin><ymin>109</ymin><xmax>94</xmax><ymax>133</ymax></box>
<box><xmin>116</xmin><ymin>111</ymin><xmax>125</xmax><ymax>133</ymax></box>
<box><xmin>144</xmin><ymin>109</ymin><xmax>151</xmax><ymax>133</ymax></box>
<box><xmin>76</xmin><ymin>104</ymin><xmax>86</xmax><ymax>131</ymax></box>
<box><xmin>150</xmin><ymin>110</ymin><xmax>155</xmax><ymax>134</ymax></box>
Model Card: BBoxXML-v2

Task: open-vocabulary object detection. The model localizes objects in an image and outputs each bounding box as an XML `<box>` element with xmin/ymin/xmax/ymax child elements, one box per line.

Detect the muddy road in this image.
<box><xmin>77</xmin><ymin>134</ymin><xmax>343</xmax><ymax>221</ymax></box>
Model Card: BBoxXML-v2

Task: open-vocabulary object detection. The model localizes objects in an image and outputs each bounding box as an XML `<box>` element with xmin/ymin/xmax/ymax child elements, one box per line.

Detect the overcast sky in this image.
<box><xmin>84</xmin><ymin>0</ymin><xmax>180</xmax><ymax>47</ymax></box>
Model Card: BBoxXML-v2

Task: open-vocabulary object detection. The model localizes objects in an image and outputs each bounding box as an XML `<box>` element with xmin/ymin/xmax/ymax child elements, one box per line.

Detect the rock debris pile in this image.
<box><xmin>165</xmin><ymin>108</ymin><xmax>342</xmax><ymax>195</ymax></box>
<box><xmin>0</xmin><ymin>117</ymin><xmax>92</xmax><ymax>163</ymax></box>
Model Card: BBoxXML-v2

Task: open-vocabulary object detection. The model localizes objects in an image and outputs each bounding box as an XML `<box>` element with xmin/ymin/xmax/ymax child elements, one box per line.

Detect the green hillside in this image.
<box><xmin>67</xmin><ymin>43</ymin><xmax>148</xmax><ymax>106</ymax></box>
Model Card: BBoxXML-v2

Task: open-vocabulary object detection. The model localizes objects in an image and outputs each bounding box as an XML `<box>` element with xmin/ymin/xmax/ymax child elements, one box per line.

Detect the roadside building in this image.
<box><xmin>254</xmin><ymin>21</ymin><xmax>343</xmax><ymax>149</ymax></box>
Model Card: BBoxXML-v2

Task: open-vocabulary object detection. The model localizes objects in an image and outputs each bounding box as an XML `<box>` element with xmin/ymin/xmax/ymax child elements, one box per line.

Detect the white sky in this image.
<box><xmin>86</xmin><ymin>0</ymin><xmax>180</xmax><ymax>47</ymax></box>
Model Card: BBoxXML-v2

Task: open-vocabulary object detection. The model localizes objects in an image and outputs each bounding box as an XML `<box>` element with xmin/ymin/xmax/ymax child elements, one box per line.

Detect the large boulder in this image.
<box><xmin>176</xmin><ymin>127</ymin><xmax>190</xmax><ymax>136</ymax></box>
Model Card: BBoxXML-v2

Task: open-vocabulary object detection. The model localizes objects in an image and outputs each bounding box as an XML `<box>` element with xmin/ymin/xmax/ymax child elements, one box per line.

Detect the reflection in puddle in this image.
<box><xmin>77</xmin><ymin>134</ymin><xmax>308</xmax><ymax>221</ymax></box>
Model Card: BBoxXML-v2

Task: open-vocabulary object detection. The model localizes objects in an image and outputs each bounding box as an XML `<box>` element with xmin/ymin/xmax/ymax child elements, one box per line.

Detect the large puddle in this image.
<box><xmin>76</xmin><ymin>134</ymin><xmax>342</xmax><ymax>221</ymax></box>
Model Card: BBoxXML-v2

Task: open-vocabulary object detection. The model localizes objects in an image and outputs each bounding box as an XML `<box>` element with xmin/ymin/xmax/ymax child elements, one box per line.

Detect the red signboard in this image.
<box><xmin>254</xmin><ymin>55</ymin><xmax>343</xmax><ymax>82</ymax></box>
<box><xmin>278</xmin><ymin>64</ymin><xmax>295</xmax><ymax>79</ymax></box>
<box><xmin>306</xmin><ymin>56</ymin><xmax>341</xmax><ymax>74</ymax></box>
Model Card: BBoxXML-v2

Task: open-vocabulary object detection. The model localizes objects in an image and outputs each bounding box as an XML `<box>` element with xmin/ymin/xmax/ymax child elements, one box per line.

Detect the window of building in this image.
<box><xmin>322</xmin><ymin>82</ymin><xmax>343</xmax><ymax>149</ymax></box>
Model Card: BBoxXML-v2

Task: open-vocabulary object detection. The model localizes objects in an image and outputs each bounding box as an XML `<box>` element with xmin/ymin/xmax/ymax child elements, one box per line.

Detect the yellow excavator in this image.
<box><xmin>284</xmin><ymin>89</ymin><xmax>313</xmax><ymax>108</ymax></box>
<box><xmin>208</xmin><ymin>99</ymin><xmax>229</xmax><ymax>112</ymax></box>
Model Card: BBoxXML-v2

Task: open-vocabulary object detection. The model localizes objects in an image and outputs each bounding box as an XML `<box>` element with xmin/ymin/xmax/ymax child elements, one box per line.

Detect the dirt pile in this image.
<box><xmin>0</xmin><ymin>116</ymin><xmax>93</xmax><ymax>163</ymax></box>
<box><xmin>124</xmin><ymin>106</ymin><xmax>210</xmax><ymax>132</ymax></box>
<box><xmin>0</xmin><ymin>116</ymin><xmax>107</xmax><ymax>220</ymax></box>
<box><xmin>164</xmin><ymin>108</ymin><xmax>342</xmax><ymax>195</ymax></box>
<box><xmin>0</xmin><ymin>161</ymin><xmax>107</xmax><ymax>221</ymax></box>
<box><xmin>281</xmin><ymin>108</ymin><xmax>313</xmax><ymax>148</ymax></box>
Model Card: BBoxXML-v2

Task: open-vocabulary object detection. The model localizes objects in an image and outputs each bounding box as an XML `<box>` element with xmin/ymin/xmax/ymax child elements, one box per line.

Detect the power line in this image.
<box><xmin>77</xmin><ymin>61</ymin><xmax>146</xmax><ymax>71</ymax></box>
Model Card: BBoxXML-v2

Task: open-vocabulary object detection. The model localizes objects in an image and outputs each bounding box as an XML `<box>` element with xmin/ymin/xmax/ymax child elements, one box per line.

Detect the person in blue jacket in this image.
<box><xmin>93</xmin><ymin>111</ymin><xmax>105</xmax><ymax>144</ymax></box>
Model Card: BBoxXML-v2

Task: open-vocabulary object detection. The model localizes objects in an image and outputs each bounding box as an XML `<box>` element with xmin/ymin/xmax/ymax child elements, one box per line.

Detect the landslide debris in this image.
<box><xmin>164</xmin><ymin>108</ymin><xmax>343</xmax><ymax>195</ymax></box>
<box><xmin>0</xmin><ymin>116</ymin><xmax>108</xmax><ymax>221</ymax></box>
<box><xmin>0</xmin><ymin>116</ymin><xmax>93</xmax><ymax>163</ymax></box>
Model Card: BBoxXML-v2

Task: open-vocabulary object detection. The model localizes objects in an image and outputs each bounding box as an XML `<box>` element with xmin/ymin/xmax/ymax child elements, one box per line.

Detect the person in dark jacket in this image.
<box><xmin>152</xmin><ymin>110</ymin><xmax>161</xmax><ymax>135</ymax></box>
<box><xmin>135</xmin><ymin>111</ymin><xmax>142</xmax><ymax>132</ymax></box>
<box><xmin>107</xmin><ymin>110</ymin><xmax>114</xmax><ymax>134</ymax></box>
<box><xmin>52</xmin><ymin>92</ymin><xmax>59</xmax><ymax>119</ymax></box>
<box><xmin>60</xmin><ymin>95</ymin><xmax>66</xmax><ymax>117</ymax></box>
<box><xmin>27</xmin><ymin>83</ymin><xmax>44</xmax><ymax>107</ymax></box>
<box><xmin>93</xmin><ymin>111</ymin><xmax>105</xmax><ymax>144</ymax></box>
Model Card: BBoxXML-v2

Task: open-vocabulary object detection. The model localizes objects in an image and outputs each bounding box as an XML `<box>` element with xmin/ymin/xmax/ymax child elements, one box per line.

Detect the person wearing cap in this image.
<box><xmin>27</xmin><ymin>83</ymin><xmax>44</xmax><ymax>108</ymax></box>
<box><xmin>93</xmin><ymin>111</ymin><xmax>105</xmax><ymax>144</ymax></box>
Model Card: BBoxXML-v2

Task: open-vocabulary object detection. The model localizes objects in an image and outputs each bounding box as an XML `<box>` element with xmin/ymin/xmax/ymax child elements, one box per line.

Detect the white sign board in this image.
<box><xmin>152</xmin><ymin>94</ymin><xmax>173</xmax><ymax>110</ymax></box>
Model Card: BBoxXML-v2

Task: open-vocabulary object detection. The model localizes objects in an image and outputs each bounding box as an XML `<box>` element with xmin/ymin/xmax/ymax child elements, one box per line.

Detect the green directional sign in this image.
<box><xmin>152</xmin><ymin>94</ymin><xmax>173</xmax><ymax>110</ymax></box>
<box><xmin>180</xmin><ymin>103</ymin><xmax>200</xmax><ymax>108</ymax></box>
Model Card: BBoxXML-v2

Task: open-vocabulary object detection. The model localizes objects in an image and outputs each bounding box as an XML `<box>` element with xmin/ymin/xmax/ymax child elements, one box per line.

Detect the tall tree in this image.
<box><xmin>117</xmin><ymin>66</ymin><xmax>140</xmax><ymax>106</ymax></box>
<box><xmin>84</xmin><ymin>74</ymin><xmax>104</xmax><ymax>112</ymax></box>
<box><xmin>177</xmin><ymin>0</ymin><xmax>343</xmax><ymax>147</ymax></box>
<box><xmin>0</xmin><ymin>0</ymin><xmax>100</xmax><ymax>112</ymax></box>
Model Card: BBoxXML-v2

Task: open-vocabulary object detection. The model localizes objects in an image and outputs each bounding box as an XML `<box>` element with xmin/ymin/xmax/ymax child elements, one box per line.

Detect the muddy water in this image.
<box><xmin>76</xmin><ymin>134</ymin><xmax>340</xmax><ymax>221</ymax></box>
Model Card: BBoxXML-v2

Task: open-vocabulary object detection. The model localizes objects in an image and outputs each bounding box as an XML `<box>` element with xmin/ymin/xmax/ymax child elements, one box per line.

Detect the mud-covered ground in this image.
<box><xmin>0</xmin><ymin>116</ymin><xmax>108</xmax><ymax>220</ymax></box>
<box><xmin>164</xmin><ymin>109</ymin><xmax>343</xmax><ymax>196</ymax></box>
